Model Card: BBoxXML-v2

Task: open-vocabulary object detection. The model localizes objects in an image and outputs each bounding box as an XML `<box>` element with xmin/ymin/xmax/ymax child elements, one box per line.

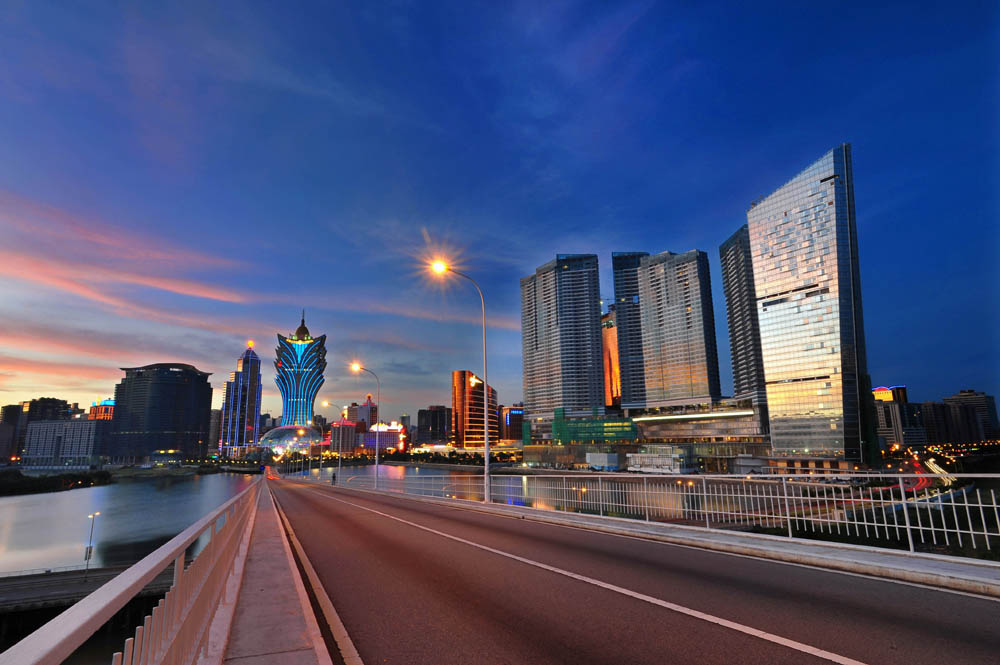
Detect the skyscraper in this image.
<box><xmin>275</xmin><ymin>313</ymin><xmax>326</xmax><ymax>427</ymax></box>
<box><xmin>612</xmin><ymin>252</ymin><xmax>649</xmax><ymax>409</ymax></box>
<box><xmin>111</xmin><ymin>364</ymin><xmax>213</xmax><ymax>457</ymax></box>
<box><xmin>451</xmin><ymin>369</ymin><xmax>499</xmax><ymax>448</ymax></box>
<box><xmin>943</xmin><ymin>389</ymin><xmax>998</xmax><ymax>440</ymax></box>
<box><xmin>636</xmin><ymin>250</ymin><xmax>721</xmax><ymax>408</ymax></box>
<box><xmin>417</xmin><ymin>405</ymin><xmax>451</xmax><ymax>443</ymax></box>
<box><xmin>221</xmin><ymin>342</ymin><xmax>263</xmax><ymax>456</ymax></box>
<box><xmin>720</xmin><ymin>226</ymin><xmax>767</xmax><ymax>407</ymax></box>
<box><xmin>747</xmin><ymin>143</ymin><xmax>876</xmax><ymax>461</ymax></box>
<box><xmin>521</xmin><ymin>254</ymin><xmax>604</xmax><ymax>422</ymax></box>
<box><xmin>601</xmin><ymin>308</ymin><xmax>621</xmax><ymax>409</ymax></box>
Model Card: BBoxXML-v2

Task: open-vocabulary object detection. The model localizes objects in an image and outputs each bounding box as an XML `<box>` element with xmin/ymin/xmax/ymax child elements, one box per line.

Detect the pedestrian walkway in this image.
<box><xmin>223</xmin><ymin>484</ymin><xmax>332</xmax><ymax>665</ymax></box>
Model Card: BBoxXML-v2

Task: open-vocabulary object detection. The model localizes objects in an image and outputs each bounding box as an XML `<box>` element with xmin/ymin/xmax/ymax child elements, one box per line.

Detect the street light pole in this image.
<box><xmin>431</xmin><ymin>262</ymin><xmax>491</xmax><ymax>503</ymax></box>
<box><xmin>352</xmin><ymin>364</ymin><xmax>381</xmax><ymax>490</ymax></box>
<box><xmin>84</xmin><ymin>511</ymin><xmax>100</xmax><ymax>582</ymax></box>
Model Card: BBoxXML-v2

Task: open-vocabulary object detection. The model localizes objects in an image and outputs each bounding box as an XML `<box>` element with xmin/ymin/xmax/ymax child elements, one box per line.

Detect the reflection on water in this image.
<box><xmin>0</xmin><ymin>473</ymin><xmax>254</xmax><ymax>573</ymax></box>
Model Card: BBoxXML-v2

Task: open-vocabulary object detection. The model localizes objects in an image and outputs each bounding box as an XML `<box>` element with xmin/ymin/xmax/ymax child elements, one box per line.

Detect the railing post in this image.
<box><xmin>562</xmin><ymin>476</ymin><xmax>568</xmax><ymax>512</ymax></box>
<box><xmin>643</xmin><ymin>477</ymin><xmax>650</xmax><ymax>521</ymax></box>
<box><xmin>782</xmin><ymin>477</ymin><xmax>793</xmax><ymax>538</ymax></box>
<box><xmin>899</xmin><ymin>480</ymin><xmax>915</xmax><ymax>552</ymax></box>
<box><xmin>702</xmin><ymin>477</ymin><xmax>710</xmax><ymax>528</ymax></box>
<box><xmin>598</xmin><ymin>477</ymin><xmax>604</xmax><ymax>516</ymax></box>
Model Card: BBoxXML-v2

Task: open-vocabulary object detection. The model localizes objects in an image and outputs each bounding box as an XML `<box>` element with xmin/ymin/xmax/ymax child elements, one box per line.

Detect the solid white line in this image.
<box><xmin>307</xmin><ymin>488</ymin><xmax>870</xmax><ymax>665</ymax></box>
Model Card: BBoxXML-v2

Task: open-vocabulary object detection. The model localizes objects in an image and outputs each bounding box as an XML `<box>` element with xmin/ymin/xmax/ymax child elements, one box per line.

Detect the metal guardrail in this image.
<box><xmin>302</xmin><ymin>470</ymin><xmax>1000</xmax><ymax>555</ymax></box>
<box><xmin>0</xmin><ymin>477</ymin><xmax>261</xmax><ymax>665</ymax></box>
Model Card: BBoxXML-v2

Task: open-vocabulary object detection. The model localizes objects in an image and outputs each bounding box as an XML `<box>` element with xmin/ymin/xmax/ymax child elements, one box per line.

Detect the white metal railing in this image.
<box><xmin>0</xmin><ymin>477</ymin><xmax>261</xmax><ymax>665</ymax></box>
<box><xmin>297</xmin><ymin>470</ymin><xmax>1000</xmax><ymax>555</ymax></box>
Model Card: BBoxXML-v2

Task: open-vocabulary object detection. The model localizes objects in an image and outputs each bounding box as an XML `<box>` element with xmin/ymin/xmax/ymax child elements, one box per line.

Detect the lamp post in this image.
<box><xmin>84</xmin><ymin>511</ymin><xmax>100</xmax><ymax>582</ymax></box>
<box><xmin>322</xmin><ymin>400</ymin><xmax>344</xmax><ymax>485</ymax></box>
<box><xmin>431</xmin><ymin>260</ymin><xmax>491</xmax><ymax>503</ymax></box>
<box><xmin>351</xmin><ymin>363</ymin><xmax>381</xmax><ymax>490</ymax></box>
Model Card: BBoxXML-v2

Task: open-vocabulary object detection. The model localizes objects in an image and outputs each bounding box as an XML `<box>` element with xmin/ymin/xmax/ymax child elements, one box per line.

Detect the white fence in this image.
<box><xmin>0</xmin><ymin>477</ymin><xmax>261</xmax><ymax>665</ymax></box>
<box><xmin>299</xmin><ymin>470</ymin><xmax>1000</xmax><ymax>554</ymax></box>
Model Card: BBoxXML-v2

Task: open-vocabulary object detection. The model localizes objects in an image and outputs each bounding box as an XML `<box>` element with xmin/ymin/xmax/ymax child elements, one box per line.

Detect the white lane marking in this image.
<box><xmin>307</xmin><ymin>488</ymin><xmax>870</xmax><ymax>665</ymax></box>
<box><xmin>318</xmin><ymin>482</ymin><xmax>1000</xmax><ymax>604</ymax></box>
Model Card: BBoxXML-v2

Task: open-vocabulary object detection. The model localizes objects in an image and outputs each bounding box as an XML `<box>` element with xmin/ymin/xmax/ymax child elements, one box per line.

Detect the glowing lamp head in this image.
<box><xmin>431</xmin><ymin>260</ymin><xmax>448</xmax><ymax>274</ymax></box>
<box><xmin>322</xmin><ymin>401</ymin><xmax>330</xmax><ymax>407</ymax></box>
<box><xmin>351</xmin><ymin>362</ymin><xmax>361</xmax><ymax>373</ymax></box>
<box><xmin>247</xmin><ymin>340</ymin><xmax>255</xmax><ymax>349</ymax></box>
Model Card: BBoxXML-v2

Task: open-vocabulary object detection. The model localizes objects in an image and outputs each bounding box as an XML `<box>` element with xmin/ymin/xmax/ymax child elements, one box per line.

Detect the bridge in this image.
<box><xmin>1</xmin><ymin>471</ymin><xmax>998</xmax><ymax>664</ymax></box>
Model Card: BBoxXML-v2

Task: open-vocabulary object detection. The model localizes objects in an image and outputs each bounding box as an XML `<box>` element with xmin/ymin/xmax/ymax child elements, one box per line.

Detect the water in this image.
<box><xmin>0</xmin><ymin>472</ymin><xmax>255</xmax><ymax>574</ymax></box>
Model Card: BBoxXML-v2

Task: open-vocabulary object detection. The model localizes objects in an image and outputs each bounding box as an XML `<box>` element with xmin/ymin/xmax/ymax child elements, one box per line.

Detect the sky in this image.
<box><xmin>0</xmin><ymin>1</ymin><xmax>997</xmax><ymax>422</ymax></box>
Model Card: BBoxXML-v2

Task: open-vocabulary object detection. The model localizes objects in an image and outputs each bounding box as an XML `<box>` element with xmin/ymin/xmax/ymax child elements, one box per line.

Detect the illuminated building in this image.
<box><xmin>111</xmin><ymin>364</ymin><xmax>213</xmax><ymax>458</ymax></box>
<box><xmin>521</xmin><ymin>254</ymin><xmax>604</xmax><ymax>422</ymax></box>
<box><xmin>360</xmin><ymin>422</ymin><xmax>405</xmax><ymax>453</ymax></box>
<box><xmin>602</xmin><ymin>308</ymin><xmax>621</xmax><ymax>409</ymax></box>
<box><xmin>258</xmin><ymin>425</ymin><xmax>323</xmax><ymax>457</ymax></box>
<box><xmin>873</xmin><ymin>385</ymin><xmax>908</xmax><ymax>403</ymax></box>
<box><xmin>452</xmin><ymin>370</ymin><xmax>499</xmax><ymax>448</ymax></box>
<box><xmin>417</xmin><ymin>406</ymin><xmax>451</xmax><ymax>443</ymax></box>
<box><xmin>612</xmin><ymin>252</ymin><xmax>649</xmax><ymax>409</ymax></box>
<box><xmin>636</xmin><ymin>249</ymin><xmax>721</xmax><ymax>409</ymax></box>
<box><xmin>943</xmin><ymin>389</ymin><xmax>998</xmax><ymax>439</ymax></box>
<box><xmin>275</xmin><ymin>313</ymin><xmax>327</xmax><ymax>427</ymax></box>
<box><xmin>500</xmin><ymin>404</ymin><xmax>524</xmax><ymax>441</ymax></box>
<box><xmin>8</xmin><ymin>398</ymin><xmax>72</xmax><ymax>456</ymax></box>
<box><xmin>221</xmin><ymin>342</ymin><xmax>263</xmax><ymax>457</ymax></box>
<box><xmin>747</xmin><ymin>144</ymin><xmax>876</xmax><ymax>462</ymax></box>
<box><xmin>347</xmin><ymin>396</ymin><xmax>377</xmax><ymax>430</ymax></box>
<box><xmin>88</xmin><ymin>398</ymin><xmax>115</xmax><ymax>421</ymax></box>
<box><xmin>720</xmin><ymin>226</ymin><xmax>767</xmax><ymax>412</ymax></box>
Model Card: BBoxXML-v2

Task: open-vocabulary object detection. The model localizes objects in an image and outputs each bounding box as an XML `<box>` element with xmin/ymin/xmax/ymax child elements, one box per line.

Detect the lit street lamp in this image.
<box><xmin>430</xmin><ymin>260</ymin><xmax>491</xmax><ymax>503</ymax></box>
<box><xmin>84</xmin><ymin>511</ymin><xmax>100</xmax><ymax>582</ymax></box>
<box><xmin>351</xmin><ymin>362</ymin><xmax>382</xmax><ymax>490</ymax></box>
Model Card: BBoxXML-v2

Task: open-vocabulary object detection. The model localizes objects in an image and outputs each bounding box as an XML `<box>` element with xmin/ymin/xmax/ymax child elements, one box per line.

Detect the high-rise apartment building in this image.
<box><xmin>451</xmin><ymin>370</ymin><xmax>499</xmax><ymax>448</ymax></box>
<box><xmin>275</xmin><ymin>313</ymin><xmax>326</xmax><ymax>427</ymax></box>
<box><xmin>943</xmin><ymin>389</ymin><xmax>998</xmax><ymax>440</ymax></box>
<box><xmin>601</xmin><ymin>308</ymin><xmax>621</xmax><ymax>409</ymax></box>
<box><xmin>111</xmin><ymin>364</ymin><xmax>213</xmax><ymax>457</ymax></box>
<box><xmin>221</xmin><ymin>342</ymin><xmax>263</xmax><ymax>456</ymax></box>
<box><xmin>720</xmin><ymin>226</ymin><xmax>767</xmax><ymax>407</ymax></box>
<box><xmin>416</xmin><ymin>405</ymin><xmax>451</xmax><ymax>443</ymax></box>
<box><xmin>612</xmin><ymin>252</ymin><xmax>649</xmax><ymax>409</ymax></box>
<box><xmin>628</xmin><ymin>250</ymin><xmax>721</xmax><ymax>410</ymax></box>
<box><xmin>747</xmin><ymin>143</ymin><xmax>876</xmax><ymax>461</ymax></box>
<box><xmin>521</xmin><ymin>254</ymin><xmax>604</xmax><ymax>422</ymax></box>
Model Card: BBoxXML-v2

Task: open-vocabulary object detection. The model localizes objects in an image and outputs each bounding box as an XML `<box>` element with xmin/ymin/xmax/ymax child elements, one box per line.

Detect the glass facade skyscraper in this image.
<box><xmin>220</xmin><ymin>342</ymin><xmax>263</xmax><ymax>456</ymax></box>
<box><xmin>451</xmin><ymin>369</ymin><xmax>499</xmax><ymax>448</ymax></box>
<box><xmin>521</xmin><ymin>254</ymin><xmax>604</xmax><ymax>421</ymax></box>
<box><xmin>612</xmin><ymin>252</ymin><xmax>649</xmax><ymax>409</ymax></box>
<box><xmin>636</xmin><ymin>250</ymin><xmax>721</xmax><ymax>408</ymax></box>
<box><xmin>747</xmin><ymin>143</ymin><xmax>876</xmax><ymax>461</ymax></box>
<box><xmin>720</xmin><ymin>225</ymin><xmax>767</xmax><ymax>409</ymax></box>
<box><xmin>275</xmin><ymin>314</ymin><xmax>327</xmax><ymax>427</ymax></box>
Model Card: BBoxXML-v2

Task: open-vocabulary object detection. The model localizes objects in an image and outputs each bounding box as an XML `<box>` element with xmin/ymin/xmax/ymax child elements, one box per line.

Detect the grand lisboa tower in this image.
<box><xmin>260</xmin><ymin>312</ymin><xmax>327</xmax><ymax>455</ymax></box>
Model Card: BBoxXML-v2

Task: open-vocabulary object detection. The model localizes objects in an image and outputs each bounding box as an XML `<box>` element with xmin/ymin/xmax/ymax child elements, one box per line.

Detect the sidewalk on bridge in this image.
<box><xmin>221</xmin><ymin>483</ymin><xmax>332</xmax><ymax>665</ymax></box>
<box><xmin>302</xmin><ymin>480</ymin><xmax>1000</xmax><ymax>598</ymax></box>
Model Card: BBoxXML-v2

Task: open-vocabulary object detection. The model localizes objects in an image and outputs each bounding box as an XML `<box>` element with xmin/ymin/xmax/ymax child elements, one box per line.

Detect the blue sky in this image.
<box><xmin>0</xmin><ymin>1</ymin><xmax>997</xmax><ymax>420</ymax></box>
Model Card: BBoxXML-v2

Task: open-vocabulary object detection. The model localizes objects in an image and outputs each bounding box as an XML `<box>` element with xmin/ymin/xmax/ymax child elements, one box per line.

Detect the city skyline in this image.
<box><xmin>0</xmin><ymin>3</ymin><xmax>996</xmax><ymax>421</ymax></box>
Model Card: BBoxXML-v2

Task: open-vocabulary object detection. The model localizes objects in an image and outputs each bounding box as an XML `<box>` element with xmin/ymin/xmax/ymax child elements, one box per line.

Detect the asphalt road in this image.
<box><xmin>271</xmin><ymin>479</ymin><xmax>1000</xmax><ymax>665</ymax></box>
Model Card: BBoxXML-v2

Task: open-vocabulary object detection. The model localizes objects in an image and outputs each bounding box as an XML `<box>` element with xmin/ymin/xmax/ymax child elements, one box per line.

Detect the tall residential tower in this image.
<box><xmin>720</xmin><ymin>225</ymin><xmax>767</xmax><ymax>407</ymax></box>
<box><xmin>275</xmin><ymin>313</ymin><xmax>327</xmax><ymax>427</ymax></box>
<box><xmin>747</xmin><ymin>143</ymin><xmax>876</xmax><ymax>461</ymax></box>
<box><xmin>612</xmin><ymin>252</ymin><xmax>649</xmax><ymax>409</ymax></box>
<box><xmin>521</xmin><ymin>254</ymin><xmax>604</xmax><ymax>422</ymax></box>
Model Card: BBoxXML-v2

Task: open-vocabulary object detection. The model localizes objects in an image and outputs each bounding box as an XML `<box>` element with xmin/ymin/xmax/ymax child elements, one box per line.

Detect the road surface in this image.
<box><xmin>271</xmin><ymin>479</ymin><xmax>1000</xmax><ymax>665</ymax></box>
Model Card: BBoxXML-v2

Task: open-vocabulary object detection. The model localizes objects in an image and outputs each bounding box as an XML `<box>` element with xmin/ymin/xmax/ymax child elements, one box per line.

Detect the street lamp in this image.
<box><xmin>351</xmin><ymin>362</ymin><xmax>382</xmax><ymax>490</ymax></box>
<box><xmin>429</xmin><ymin>259</ymin><xmax>491</xmax><ymax>503</ymax></box>
<box><xmin>84</xmin><ymin>511</ymin><xmax>100</xmax><ymax>581</ymax></box>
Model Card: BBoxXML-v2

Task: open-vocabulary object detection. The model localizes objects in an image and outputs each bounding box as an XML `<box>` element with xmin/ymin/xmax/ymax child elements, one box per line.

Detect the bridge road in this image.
<box><xmin>270</xmin><ymin>480</ymin><xmax>1000</xmax><ymax>665</ymax></box>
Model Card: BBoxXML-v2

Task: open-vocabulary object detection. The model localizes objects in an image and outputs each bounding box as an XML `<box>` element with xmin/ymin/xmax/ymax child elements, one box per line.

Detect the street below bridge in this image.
<box><xmin>270</xmin><ymin>479</ymin><xmax>1000</xmax><ymax>665</ymax></box>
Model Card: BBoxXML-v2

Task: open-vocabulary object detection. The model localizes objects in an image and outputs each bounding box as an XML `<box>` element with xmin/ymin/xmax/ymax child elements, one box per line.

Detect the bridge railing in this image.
<box><xmin>320</xmin><ymin>471</ymin><xmax>1000</xmax><ymax>556</ymax></box>
<box><xmin>0</xmin><ymin>477</ymin><xmax>261</xmax><ymax>665</ymax></box>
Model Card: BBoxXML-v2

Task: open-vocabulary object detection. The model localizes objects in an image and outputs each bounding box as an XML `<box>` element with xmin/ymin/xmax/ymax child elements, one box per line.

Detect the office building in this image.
<box><xmin>870</xmin><ymin>386</ymin><xmax>925</xmax><ymax>447</ymax></box>
<box><xmin>521</xmin><ymin>254</ymin><xmax>604</xmax><ymax>422</ymax></box>
<box><xmin>275</xmin><ymin>313</ymin><xmax>326</xmax><ymax>427</ymax></box>
<box><xmin>602</xmin><ymin>308</ymin><xmax>621</xmax><ymax>409</ymax></box>
<box><xmin>88</xmin><ymin>399</ymin><xmax>115</xmax><ymax>421</ymax></box>
<box><xmin>747</xmin><ymin>143</ymin><xmax>876</xmax><ymax>461</ymax></box>
<box><xmin>111</xmin><ymin>363</ymin><xmax>213</xmax><ymax>458</ymax></box>
<box><xmin>221</xmin><ymin>342</ymin><xmax>263</xmax><ymax>457</ymax></box>
<box><xmin>500</xmin><ymin>404</ymin><xmax>525</xmax><ymax>442</ymax></box>
<box><xmin>7</xmin><ymin>398</ymin><xmax>72</xmax><ymax>457</ymax></box>
<box><xmin>399</xmin><ymin>413</ymin><xmax>411</xmax><ymax>429</ymax></box>
<box><xmin>720</xmin><ymin>225</ymin><xmax>767</xmax><ymax>408</ymax></box>
<box><xmin>417</xmin><ymin>406</ymin><xmax>451</xmax><ymax>443</ymax></box>
<box><xmin>920</xmin><ymin>401</ymin><xmax>984</xmax><ymax>445</ymax></box>
<box><xmin>612</xmin><ymin>252</ymin><xmax>650</xmax><ymax>409</ymax></box>
<box><xmin>209</xmin><ymin>409</ymin><xmax>222</xmax><ymax>452</ymax></box>
<box><xmin>23</xmin><ymin>419</ymin><xmax>111</xmax><ymax>465</ymax></box>
<box><xmin>451</xmin><ymin>370</ymin><xmax>499</xmax><ymax>449</ymax></box>
<box><xmin>943</xmin><ymin>389</ymin><xmax>998</xmax><ymax>440</ymax></box>
<box><xmin>636</xmin><ymin>249</ymin><xmax>721</xmax><ymax>409</ymax></box>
